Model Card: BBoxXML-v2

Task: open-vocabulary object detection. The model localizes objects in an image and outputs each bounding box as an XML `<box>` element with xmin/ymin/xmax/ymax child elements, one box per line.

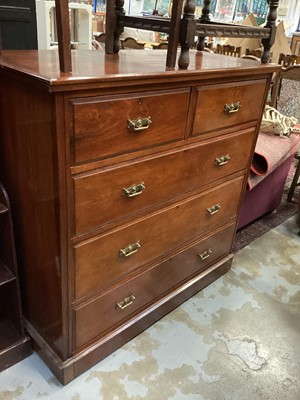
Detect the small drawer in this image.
<box><xmin>73</xmin><ymin>129</ymin><xmax>254</xmax><ymax>234</ymax></box>
<box><xmin>69</xmin><ymin>88</ymin><xmax>190</xmax><ymax>164</ymax></box>
<box><xmin>192</xmin><ymin>79</ymin><xmax>267</xmax><ymax>136</ymax></box>
<box><xmin>74</xmin><ymin>222</ymin><xmax>235</xmax><ymax>350</ymax></box>
<box><xmin>73</xmin><ymin>176</ymin><xmax>243</xmax><ymax>300</ymax></box>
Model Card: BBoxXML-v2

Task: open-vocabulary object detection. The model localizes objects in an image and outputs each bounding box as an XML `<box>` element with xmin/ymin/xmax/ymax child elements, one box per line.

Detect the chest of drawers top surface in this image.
<box><xmin>0</xmin><ymin>49</ymin><xmax>279</xmax><ymax>89</ymax></box>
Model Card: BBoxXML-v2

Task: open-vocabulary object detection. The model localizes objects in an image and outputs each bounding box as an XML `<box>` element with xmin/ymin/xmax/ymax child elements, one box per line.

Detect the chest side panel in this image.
<box><xmin>0</xmin><ymin>73</ymin><xmax>67</xmax><ymax>359</ymax></box>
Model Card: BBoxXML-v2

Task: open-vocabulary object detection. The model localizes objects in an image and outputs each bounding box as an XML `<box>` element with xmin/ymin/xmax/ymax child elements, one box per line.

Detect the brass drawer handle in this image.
<box><xmin>224</xmin><ymin>102</ymin><xmax>241</xmax><ymax>114</ymax></box>
<box><xmin>198</xmin><ymin>248</ymin><xmax>213</xmax><ymax>260</ymax></box>
<box><xmin>128</xmin><ymin>117</ymin><xmax>152</xmax><ymax>132</ymax></box>
<box><xmin>116</xmin><ymin>293</ymin><xmax>136</xmax><ymax>310</ymax></box>
<box><xmin>206</xmin><ymin>204</ymin><xmax>221</xmax><ymax>215</ymax></box>
<box><xmin>119</xmin><ymin>241</ymin><xmax>141</xmax><ymax>257</ymax></box>
<box><xmin>215</xmin><ymin>154</ymin><xmax>230</xmax><ymax>167</ymax></box>
<box><xmin>123</xmin><ymin>183</ymin><xmax>145</xmax><ymax>197</ymax></box>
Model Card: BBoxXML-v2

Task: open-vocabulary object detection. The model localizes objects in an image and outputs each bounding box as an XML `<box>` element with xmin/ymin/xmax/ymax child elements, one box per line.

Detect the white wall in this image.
<box><xmin>286</xmin><ymin>0</ymin><xmax>300</xmax><ymax>34</ymax></box>
<box><xmin>277</xmin><ymin>0</ymin><xmax>300</xmax><ymax>35</ymax></box>
<box><xmin>124</xmin><ymin>0</ymin><xmax>144</xmax><ymax>16</ymax></box>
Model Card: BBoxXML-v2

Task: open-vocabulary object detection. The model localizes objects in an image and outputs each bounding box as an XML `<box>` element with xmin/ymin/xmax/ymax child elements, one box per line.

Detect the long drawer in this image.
<box><xmin>73</xmin><ymin>176</ymin><xmax>243</xmax><ymax>300</ymax></box>
<box><xmin>192</xmin><ymin>79</ymin><xmax>267</xmax><ymax>136</ymax></box>
<box><xmin>73</xmin><ymin>129</ymin><xmax>254</xmax><ymax>235</ymax></box>
<box><xmin>74</xmin><ymin>222</ymin><xmax>235</xmax><ymax>350</ymax></box>
<box><xmin>69</xmin><ymin>88</ymin><xmax>190</xmax><ymax>164</ymax></box>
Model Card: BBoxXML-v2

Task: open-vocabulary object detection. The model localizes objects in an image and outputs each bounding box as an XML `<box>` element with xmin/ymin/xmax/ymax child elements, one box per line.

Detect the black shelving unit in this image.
<box><xmin>0</xmin><ymin>0</ymin><xmax>38</xmax><ymax>50</ymax></box>
<box><xmin>0</xmin><ymin>183</ymin><xmax>32</xmax><ymax>372</ymax></box>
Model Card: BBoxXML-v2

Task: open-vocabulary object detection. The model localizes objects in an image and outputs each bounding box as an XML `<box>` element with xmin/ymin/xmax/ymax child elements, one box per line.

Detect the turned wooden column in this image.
<box><xmin>55</xmin><ymin>0</ymin><xmax>72</xmax><ymax>73</ymax></box>
<box><xmin>166</xmin><ymin>0</ymin><xmax>184</xmax><ymax>69</ymax></box>
<box><xmin>197</xmin><ymin>0</ymin><xmax>211</xmax><ymax>51</ymax></box>
<box><xmin>261</xmin><ymin>0</ymin><xmax>279</xmax><ymax>63</ymax></box>
<box><xmin>114</xmin><ymin>0</ymin><xmax>125</xmax><ymax>52</ymax></box>
<box><xmin>178</xmin><ymin>0</ymin><xmax>196</xmax><ymax>69</ymax></box>
<box><xmin>105</xmin><ymin>0</ymin><xmax>115</xmax><ymax>54</ymax></box>
<box><xmin>105</xmin><ymin>0</ymin><xmax>125</xmax><ymax>54</ymax></box>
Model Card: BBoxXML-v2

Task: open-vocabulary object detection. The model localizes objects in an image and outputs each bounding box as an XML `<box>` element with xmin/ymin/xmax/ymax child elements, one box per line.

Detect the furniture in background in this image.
<box><xmin>269</xmin><ymin>53</ymin><xmax>300</xmax><ymax>207</ymax></box>
<box><xmin>291</xmin><ymin>33</ymin><xmax>300</xmax><ymax>56</ymax></box>
<box><xmin>0</xmin><ymin>183</ymin><xmax>32</xmax><ymax>372</ymax></box>
<box><xmin>298</xmin><ymin>186</ymin><xmax>300</xmax><ymax>236</ymax></box>
<box><xmin>0</xmin><ymin>0</ymin><xmax>37</xmax><ymax>50</ymax></box>
<box><xmin>120</xmin><ymin>36</ymin><xmax>145</xmax><ymax>49</ymax></box>
<box><xmin>270</xmin><ymin>52</ymin><xmax>300</xmax><ymax>109</ymax></box>
<box><xmin>35</xmin><ymin>0</ymin><xmax>93</xmax><ymax>50</ymax></box>
<box><xmin>238</xmin><ymin>155</ymin><xmax>295</xmax><ymax>229</ymax></box>
<box><xmin>49</xmin><ymin>0</ymin><xmax>279</xmax><ymax>73</ymax></box>
<box><xmin>121</xmin><ymin>27</ymin><xmax>156</xmax><ymax>44</ymax></box>
<box><xmin>245</xmin><ymin>47</ymin><xmax>264</xmax><ymax>59</ymax></box>
<box><xmin>202</xmin><ymin>47</ymin><xmax>214</xmax><ymax>53</ymax></box>
<box><xmin>202</xmin><ymin>44</ymin><xmax>242</xmax><ymax>57</ymax></box>
<box><xmin>94</xmin><ymin>32</ymin><xmax>106</xmax><ymax>45</ymax></box>
<box><xmin>152</xmin><ymin>42</ymin><xmax>169</xmax><ymax>49</ymax></box>
<box><xmin>278</xmin><ymin>52</ymin><xmax>300</xmax><ymax>66</ymax></box>
<box><xmin>93</xmin><ymin>11</ymin><xmax>106</xmax><ymax>33</ymax></box>
<box><xmin>215</xmin><ymin>44</ymin><xmax>241</xmax><ymax>57</ymax></box>
<box><xmin>238</xmin><ymin>134</ymin><xmax>300</xmax><ymax>229</ymax></box>
<box><xmin>242</xmin><ymin>48</ymin><xmax>273</xmax><ymax>64</ymax></box>
<box><xmin>103</xmin><ymin>0</ymin><xmax>278</xmax><ymax>69</ymax></box>
<box><xmin>287</xmin><ymin>151</ymin><xmax>300</xmax><ymax>202</ymax></box>
<box><xmin>238</xmin><ymin>51</ymin><xmax>300</xmax><ymax>229</ymax></box>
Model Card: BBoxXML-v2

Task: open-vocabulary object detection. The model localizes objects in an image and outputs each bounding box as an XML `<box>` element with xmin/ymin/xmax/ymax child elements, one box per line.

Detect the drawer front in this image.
<box><xmin>73</xmin><ymin>129</ymin><xmax>254</xmax><ymax>234</ymax></box>
<box><xmin>74</xmin><ymin>176</ymin><xmax>243</xmax><ymax>300</ymax></box>
<box><xmin>192</xmin><ymin>80</ymin><xmax>267</xmax><ymax>136</ymax></box>
<box><xmin>69</xmin><ymin>88</ymin><xmax>190</xmax><ymax>164</ymax></box>
<box><xmin>74</xmin><ymin>222</ymin><xmax>235</xmax><ymax>349</ymax></box>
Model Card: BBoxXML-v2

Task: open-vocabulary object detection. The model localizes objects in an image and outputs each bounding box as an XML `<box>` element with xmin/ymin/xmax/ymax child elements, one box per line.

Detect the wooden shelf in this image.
<box><xmin>0</xmin><ymin>320</ymin><xmax>31</xmax><ymax>372</ymax></box>
<box><xmin>0</xmin><ymin>203</ymin><xmax>8</xmax><ymax>215</ymax></box>
<box><xmin>0</xmin><ymin>320</ymin><xmax>23</xmax><ymax>351</ymax></box>
<box><xmin>0</xmin><ymin>183</ymin><xmax>32</xmax><ymax>371</ymax></box>
<box><xmin>0</xmin><ymin>261</ymin><xmax>15</xmax><ymax>286</ymax></box>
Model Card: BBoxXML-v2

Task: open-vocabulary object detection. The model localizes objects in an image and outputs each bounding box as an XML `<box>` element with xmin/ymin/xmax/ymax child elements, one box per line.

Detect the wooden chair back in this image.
<box><xmin>270</xmin><ymin>53</ymin><xmax>300</xmax><ymax>108</ymax></box>
<box><xmin>95</xmin><ymin>33</ymin><xmax>106</xmax><ymax>44</ymax></box>
<box><xmin>240</xmin><ymin>54</ymin><xmax>261</xmax><ymax>62</ymax></box>
<box><xmin>245</xmin><ymin>48</ymin><xmax>263</xmax><ymax>58</ymax></box>
<box><xmin>202</xmin><ymin>47</ymin><xmax>214</xmax><ymax>53</ymax></box>
<box><xmin>121</xmin><ymin>37</ymin><xmax>145</xmax><ymax>50</ymax></box>
<box><xmin>152</xmin><ymin>42</ymin><xmax>169</xmax><ymax>50</ymax></box>
<box><xmin>242</xmin><ymin>48</ymin><xmax>273</xmax><ymax>62</ymax></box>
<box><xmin>278</xmin><ymin>53</ymin><xmax>300</xmax><ymax>67</ymax></box>
<box><xmin>215</xmin><ymin>44</ymin><xmax>241</xmax><ymax>57</ymax></box>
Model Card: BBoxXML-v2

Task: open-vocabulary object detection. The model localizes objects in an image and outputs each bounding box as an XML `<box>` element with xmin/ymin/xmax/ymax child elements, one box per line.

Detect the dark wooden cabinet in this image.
<box><xmin>0</xmin><ymin>0</ymin><xmax>37</xmax><ymax>50</ymax></box>
<box><xmin>0</xmin><ymin>49</ymin><xmax>278</xmax><ymax>384</ymax></box>
<box><xmin>0</xmin><ymin>183</ymin><xmax>32</xmax><ymax>372</ymax></box>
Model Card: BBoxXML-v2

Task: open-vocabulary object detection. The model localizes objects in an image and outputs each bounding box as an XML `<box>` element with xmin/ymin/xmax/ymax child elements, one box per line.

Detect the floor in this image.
<box><xmin>0</xmin><ymin>215</ymin><xmax>299</xmax><ymax>400</ymax></box>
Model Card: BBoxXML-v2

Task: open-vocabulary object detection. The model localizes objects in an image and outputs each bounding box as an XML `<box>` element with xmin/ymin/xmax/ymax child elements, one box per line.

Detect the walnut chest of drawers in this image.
<box><xmin>0</xmin><ymin>50</ymin><xmax>278</xmax><ymax>384</ymax></box>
